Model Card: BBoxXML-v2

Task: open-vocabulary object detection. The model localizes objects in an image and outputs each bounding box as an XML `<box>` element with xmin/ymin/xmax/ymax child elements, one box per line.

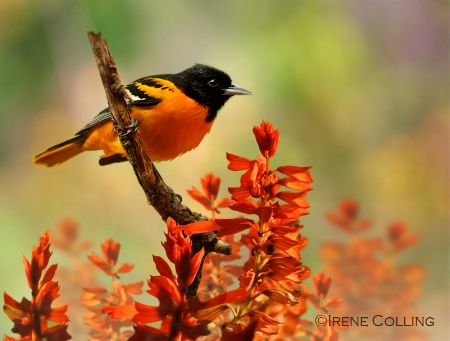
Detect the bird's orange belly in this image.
<box><xmin>82</xmin><ymin>103</ymin><xmax>214</xmax><ymax>162</ymax></box>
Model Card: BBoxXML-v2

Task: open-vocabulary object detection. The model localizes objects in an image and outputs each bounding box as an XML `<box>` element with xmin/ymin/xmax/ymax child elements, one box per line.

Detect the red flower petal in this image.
<box><xmin>47</xmin><ymin>304</ymin><xmax>69</xmax><ymax>324</ymax></box>
<box><xmin>103</xmin><ymin>303</ymin><xmax>138</xmax><ymax>320</ymax></box>
<box><xmin>148</xmin><ymin>275</ymin><xmax>182</xmax><ymax>305</ymax></box>
<box><xmin>274</xmin><ymin>205</ymin><xmax>310</xmax><ymax>219</ymax></box>
<box><xmin>188</xmin><ymin>288</ymin><xmax>248</xmax><ymax>311</ymax></box>
<box><xmin>41</xmin><ymin>264</ymin><xmax>58</xmax><ymax>286</ymax></box>
<box><xmin>226</xmin><ymin>153</ymin><xmax>252</xmax><ymax>171</ymax></box>
<box><xmin>186</xmin><ymin>248</ymin><xmax>205</xmax><ymax>287</ymax></box>
<box><xmin>228</xmin><ymin>199</ymin><xmax>258</xmax><ymax>215</ymax></box>
<box><xmin>216</xmin><ymin>197</ymin><xmax>233</xmax><ymax>209</ymax></box>
<box><xmin>22</xmin><ymin>256</ymin><xmax>33</xmax><ymax>290</ymax></box>
<box><xmin>277</xmin><ymin>177</ymin><xmax>313</xmax><ymax>191</ymax></box>
<box><xmin>153</xmin><ymin>255</ymin><xmax>174</xmax><ymax>279</ymax></box>
<box><xmin>276</xmin><ymin>191</ymin><xmax>310</xmax><ymax>208</ymax></box>
<box><xmin>116</xmin><ymin>263</ymin><xmax>134</xmax><ymax>274</ymax></box>
<box><xmin>191</xmin><ymin>304</ymin><xmax>230</xmax><ymax>321</ymax></box>
<box><xmin>228</xmin><ymin>186</ymin><xmax>251</xmax><ymax>202</ymax></box>
<box><xmin>3</xmin><ymin>292</ymin><xmax>29</xmax><ymax>320</ymax></box>
<box><xmin>238</xmin><ymin>270</ymin><xmax>255</xmax><ymax>290</ymax></box>
<box><xmin>177</xmin><ymin>220</ymin><xmax>219</xmax><ymax>236</ymax></box>
<box><xmin>125</xmin><ymin>282</ymin><xmax>144</xmax><ymax>295</ymax></box>
<box><xmin>87</xmin><ymin>253</ymin><xmax>111</xmax><ymax>275</ymax></box>
<box><xmin>187</xmin><ymin>187</ymin><xmax>212</xmax><ymax>211</ymax></box>
<box><xmin>277</xmin><ymin>165</ymin><xmax>312</xmax><ymax>182</ymax></box>
<box><xmin>325</xmin><ymin>297</ymin><xmax>343</xmax><ymax>308</ymax></box>
<box><xmin>215</xmin><ymin>218</ymin><xmax>255</xmax><ymax>237</ymax></box>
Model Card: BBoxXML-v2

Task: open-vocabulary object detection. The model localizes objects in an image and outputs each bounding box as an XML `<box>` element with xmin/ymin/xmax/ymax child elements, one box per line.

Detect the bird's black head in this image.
<box><xmin>170</xmin><ymin>64</ymin><xmax>251</xmax><ymax>121</ymax></box>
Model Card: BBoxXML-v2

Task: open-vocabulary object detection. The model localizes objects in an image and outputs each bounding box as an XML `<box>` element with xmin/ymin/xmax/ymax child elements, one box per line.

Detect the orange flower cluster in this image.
<box><xmin>188</xmin><ymin>173</ymin><xmax>244</xmax><ymax>338</ymax></box>
<box><xmin>187</xmin><ymin>172</ymin><xmax>232</xmax><ymax>219</ymax></box>
<box><xmin>83</xmin><ymin>238</ymin><xmax>143</xmax><ymax>340</ymax></box>
<box><xmin>181</xmin><ymin>121</ymin><xmax>313</xmax><ymax>339</ymax></box>
<box><xmin>3</xmin><ymin>230</ymin><xmax>71</xmax><ymax>340</ymax></box>
<box><xmin>105</xmin><ymin>217</ymin><xmax>248</xmax><ymax>340</ymax></box>
<box><xmin>322</xmin><ymin>199</ymin><xmax>425</xmax><ymax>341</ymax></box>
<box><xmin>302</xmin><ymin>272</ymin><xmax>346</xmax><ymax>340</ymax></box>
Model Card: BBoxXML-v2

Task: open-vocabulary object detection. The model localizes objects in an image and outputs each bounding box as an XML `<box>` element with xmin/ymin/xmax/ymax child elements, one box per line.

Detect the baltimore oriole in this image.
<box><xmin>33</xmin><ymin>64</ymin><xmax>251</xmax><ymax>167</ymax></box>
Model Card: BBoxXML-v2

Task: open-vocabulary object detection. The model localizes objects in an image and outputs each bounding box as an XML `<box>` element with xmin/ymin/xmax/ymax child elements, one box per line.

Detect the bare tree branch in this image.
<box><xmin>87</xmin><ymin>32</ymin><xmax>231</xmax><ymax>298</ymax></box>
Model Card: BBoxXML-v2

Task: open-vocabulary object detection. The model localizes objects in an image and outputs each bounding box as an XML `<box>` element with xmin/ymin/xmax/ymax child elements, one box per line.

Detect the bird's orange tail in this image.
<box><xmin>33</xmin><ymin>135</ymin><xmax>86</xmax><ymax>167</ymax></box>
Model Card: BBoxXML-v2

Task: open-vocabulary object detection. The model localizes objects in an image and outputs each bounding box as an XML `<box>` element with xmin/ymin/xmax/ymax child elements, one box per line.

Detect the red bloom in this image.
<box><xmin>312</xmin><ymin>272</ymin><xmax>332</xmax><ymax>301</ymax></box>
<box><xmin>327</xmin><ymin>199</ymin><xmax>372</xmax><ymax>233</ymax></box>
<box><xmin>162</xmin><ymin>217</ymin><xmax>205</xmax><ymax>291</ymax></box>
<box><xmin>106</xmin><ymin>217</ymin><xmax>241</xmax><ymax>340</ymax></box>
<box><xmin>228</xmin><ymin>157</ymin><xmax>267</xmax><ymax>201</ymax></box>
<box><xmin>187</xmin><ymin>172</ymin><xmax>232</xmax><ymax>215</ymax></box>
<box><xmin>253</xmin><ymin>120</ymin><xmax>279</xmax><ymax>158</ymax></box>
<box><xmin>387</xmin><ymin>221</ymin><xmax>419</xmax><ymax>253</ymax></box>
<box><xmin>3</xmin><ymin>230</ymin><xmax>71</xmax><ymax>340</ymax></box>
<box><xmin>87</xmin><ymin>238</ymin><xmax>134</xmax><ymax>278</ymax></box>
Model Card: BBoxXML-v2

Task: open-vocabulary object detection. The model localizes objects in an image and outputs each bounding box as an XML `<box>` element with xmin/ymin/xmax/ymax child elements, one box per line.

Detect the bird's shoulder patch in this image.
<box><xmin>126</xmin><ymin>79</ymin><xmax>164</xmax><ymax>107</ymax></box>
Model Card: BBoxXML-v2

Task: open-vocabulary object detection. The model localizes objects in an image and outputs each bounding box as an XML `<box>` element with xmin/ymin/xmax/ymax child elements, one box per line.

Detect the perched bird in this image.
<box><xmin>33</xmin><ymin>64</ymin><xmax>251</xmax><ymax>167</ymax></box>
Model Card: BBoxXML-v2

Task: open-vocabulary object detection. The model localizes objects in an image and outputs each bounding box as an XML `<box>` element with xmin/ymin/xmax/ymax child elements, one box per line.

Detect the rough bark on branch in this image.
<box><xmin>87</xmin><ymin>32</ymin><xmax>231</xmax><ymax>298</ymax></box>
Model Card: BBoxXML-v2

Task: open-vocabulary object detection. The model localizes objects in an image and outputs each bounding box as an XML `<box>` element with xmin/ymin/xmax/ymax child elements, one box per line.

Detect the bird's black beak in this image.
<box><xmin>222</xmin><ymin>82</ymin><xmax>252</xmax><ymax>96</ymax></box>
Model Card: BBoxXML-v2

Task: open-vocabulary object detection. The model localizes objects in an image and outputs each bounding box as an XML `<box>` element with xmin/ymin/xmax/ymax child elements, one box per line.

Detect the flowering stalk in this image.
<box><xmin>188</xmin><ymin>173</ymin><xmax>243</xmax><ymax>337</ymax></box>
<box><xmin>321</xmin><ymin>200</ymin><xmax>424</xmax><ymax>341</ymax></box>
<box><xmin>104</xmin><ymin>217</ymin><xmax>248</xmax><ymax>340</ymax></box>
<box><xmin>302</xmin><ymin>272</ymin><xmax>346</xmax><ymax>340</ymax></box>
<box><xmin>83</xmin><ymin>238</ymin><xmax>143</xmax><ymax>340</ymax></box>
<box><xmin>181</xmin><ymin>121</ymin><xmax>313</xmax><ymax>339</ymax></box>
<box><xmin>3</xmin><ymin>230</ymin><xmax>71</xmax><ymax>340</ymax></box>
<box><xmin>187</xmin><ymin>172</ymin><xmax>232</xmax><ymax>219</ymax></box>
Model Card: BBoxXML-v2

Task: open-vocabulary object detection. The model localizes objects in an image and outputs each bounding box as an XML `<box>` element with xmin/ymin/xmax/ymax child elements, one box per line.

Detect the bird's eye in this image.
<box><xmin>208</xmin><ymin>79</ymin><xmax>219</xmax><ymax>88</ymax></box>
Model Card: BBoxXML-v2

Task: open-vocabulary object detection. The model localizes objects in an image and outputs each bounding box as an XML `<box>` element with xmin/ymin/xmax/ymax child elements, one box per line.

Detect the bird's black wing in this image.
<box><xmin>75</xmin><ymin>79</ymin><xmax>162</xmax><ymax>135</ymax></box>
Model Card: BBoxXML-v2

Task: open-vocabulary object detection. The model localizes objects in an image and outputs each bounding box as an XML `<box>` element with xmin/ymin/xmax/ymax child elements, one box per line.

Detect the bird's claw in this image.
<box><xmin>118</xmin><ymin>118</ymin><xmax>139</xmax><ymax>136</ymax></box>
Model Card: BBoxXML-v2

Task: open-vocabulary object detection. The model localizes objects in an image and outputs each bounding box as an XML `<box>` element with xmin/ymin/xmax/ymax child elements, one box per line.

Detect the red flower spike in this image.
<box><xmin>253</xmin><ymin>120</ymin><xmax>279</xmax><ymax>158</ymax></box>
<box><xmin>3</xmin><ymin>230</ymin><xmax>71</xmax><ymax>340</ymax></box>
<box><xmin>83</xmin><ymin>237</ymin><xmax>143</xmax><ymax>340</ymax></box>
<box><xmin>162</xmin><ymin>217</ymin><xmax>205</xmax><ymax>289</ymax></box>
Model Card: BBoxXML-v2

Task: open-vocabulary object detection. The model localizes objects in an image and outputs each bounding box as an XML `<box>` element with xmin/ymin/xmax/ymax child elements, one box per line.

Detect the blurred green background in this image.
<box><xmin>0</xmin><ymin>0</ymin><xmax>448</xmax><ymax>339</ymax></box>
